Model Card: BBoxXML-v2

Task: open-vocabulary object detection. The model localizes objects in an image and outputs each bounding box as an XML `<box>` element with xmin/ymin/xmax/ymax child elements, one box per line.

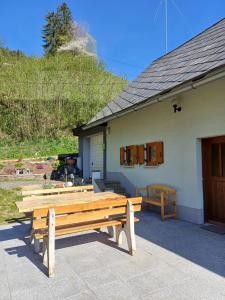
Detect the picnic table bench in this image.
<box><xmin>16</xmin><ymin>192</ymin><xmax>142</xmax><ymax>277</ymax></box>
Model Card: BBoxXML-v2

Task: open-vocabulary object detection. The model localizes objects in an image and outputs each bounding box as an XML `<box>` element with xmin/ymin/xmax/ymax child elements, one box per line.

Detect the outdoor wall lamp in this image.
<box><xmin>173</xmin><ymin>104</ymin><xmax>182</xmax><ymax>113</ymax></box>
<box><xmin>171</xmin><ymin>97</ymin><xmax>182</xmax><ymax>113</ymax></box>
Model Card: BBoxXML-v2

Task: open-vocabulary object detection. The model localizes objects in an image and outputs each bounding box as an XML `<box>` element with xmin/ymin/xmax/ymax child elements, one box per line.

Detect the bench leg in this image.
<box><xmin>173</xmin><ymin>201</ymin><xmax>177</xmax><ymax>219</ymax></box>
<box><xmin>161</xmin><ymin>206</ymin><xmax>165</xmax><ymax>221</ymax></box>
<box><xmin>107</xmin><ymin>226</ymin><xmax>114</xmax><ymax>238</ymax></box>
<box><xmin>34</xmin><ymin>238</ymin><xmax>40</xmax><ymax>253</ymax></box>
<box><xmin>30</xmin><ymin>229</ymin><xmax>34</xmax><ymax>244</ymax></box>
<box><xmin>161</xmin><ymin>192</ymin><xmax>165</xmax><ymax>221</ymax></box>
<box><xmin>125</xmin><ymin>200</ymin><xmax>136</xmax><ymax>255</ymax></box>
<box><xmin>115</xmin><ymin>225</ymin><xmax>123</xmax><ymax>246</ymax></box>
<box><xmin>43</xmin><ymin>237</ymin><xmax>48</xmax><ymax>266</ymax></box>
<box><xmin>48</xmin><ymin>208</ymin><xmax>55</xmax><ymax>278</ymax></box>
<box><xmin>115</xmin><ymin>201</ymin><xmax>137</xmax><ymax>255</ymax></box>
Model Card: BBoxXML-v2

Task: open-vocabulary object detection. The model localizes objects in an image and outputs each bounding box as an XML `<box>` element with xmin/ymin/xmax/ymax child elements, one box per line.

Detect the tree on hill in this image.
<box><xmin>57</xmin><ymin>3</ymin><xmax>74</xmax><ymax>44</ymax></box>
<box><xmin>42</xmin><ymin>12</ymin><xmax>61</xmax><ymax>55</ymax></box>
<box><xmin>42</xmin><ymin>3</ymin><xmax>74</xmax><ymax>55</ymax></box>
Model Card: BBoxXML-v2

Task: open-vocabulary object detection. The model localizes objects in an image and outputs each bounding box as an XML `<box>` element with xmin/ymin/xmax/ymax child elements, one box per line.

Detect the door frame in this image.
<box><xmin>80</xmin><ymin>125</ymin><xmax>107</xmax><ymax>179</ymax></box>
<box><xmin>202</xmin><ymin>135</ymin><xmax>225</xmax><ymax>224</ymax></box>
<box><xmin>89</xmin><ymin>133</ymin><xmax>104</xmax><ymax>178</ymax></box>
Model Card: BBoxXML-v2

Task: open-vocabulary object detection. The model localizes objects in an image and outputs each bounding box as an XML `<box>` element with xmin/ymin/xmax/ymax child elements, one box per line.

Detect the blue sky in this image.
<box><xmin>0</xmin><ymin>0</ymin><xmax>224</xmax><ymax>80</ymax></box>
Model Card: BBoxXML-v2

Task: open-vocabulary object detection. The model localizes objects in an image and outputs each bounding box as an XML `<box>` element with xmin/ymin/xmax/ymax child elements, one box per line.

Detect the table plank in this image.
<box><xmin>22</xmin><ymin>185</ymin><xmax>94</xmax><ymax>196</ymax></box>
<box><xmin>16</xmin><ymin>192</ymin><xmax>126</xmax><ymax>213</ymax></box>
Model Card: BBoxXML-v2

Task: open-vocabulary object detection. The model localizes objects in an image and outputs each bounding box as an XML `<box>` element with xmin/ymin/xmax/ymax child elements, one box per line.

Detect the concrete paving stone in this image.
<box><xmin>96</xmin><ymin>249</ymin><xmax>130</xmax><ymax>267</ymax></box>
<box><xmin>66</xmin><ymin>255</ymin><xmax>101</xmax><ymax>275</ymax></box>
<box><xmin>0</xmin><ymin>271</ymin><xmax>9</xmax><ymax>288</ymax></box>
<box><xmin>81</xmin><ymin>267</ymin><xmax>119</xmax><ymax>289</ymax></box>
<box><xmin>5</xmin><ymin>251</ymin><xmax>39</xmax><ymax>271</ymax></box>
<box><xmin>3</xmin><ymin>238</ymin><xmax>27</xmax><ymax>249</ymax></box>
<box><xmin>147</xmin><ymin>263</ymin><xmax>191</xmax><ymax>286</ymax></box>
<box><xmin>0</xmin><ymin>273</ymin><xmax>11</xmax><ymax>300</ymax></box>
<box><xmin>90</xmin><ymin>280</ymin><xmax>140</xmax><ymax>300</ymax></box>
<box><xmin>110</xmin><ymin>256</ymin><xmax>166</xmax><ymax>282</ymax></box>
<box><xmin>48</xmin><ymin>276</ymin><xmax>87</xmax><ymax>299</ymax></box>
<box><xmin>64</xmin><ymin>289</ymin><xmax>98</xmax><ymax>300</ymax></box>
<box><xmin>126</xmin><ymin>271</ymin><xmax>165</xmax><ymax>297</ymax></box>
<box><xmin>143</xmin><ymin>277</ymin><xmax>225</xmax><ymax>300</ymax></box>
<box><xmin>0</xmin><ymin>289</ymin><xmax>11</xmax><ymax>300</ymax></box>
<box><xmin>47</xmin><ymin>262</ymin><xmax>83</xmax><ymax>284</ymax></box>
<box><xmin>0</xmin><ymin>254</ymin><xmax>6</xmax><ymax>272</ymax></box>
<box><xmin>109</xmin><ymin>260</ymin><xmax>150</xmax><ymax>281</ymax></box>
<box><xmin>7</xmin><ymin>266</ymin><xmax>47</xmax><ymax>293</ymax></box>
<box><xmin>11</xmin><ymin>284</ymin><xmax>54</xmax><ymax>300</ymax></box>
<box><xmin>65</xmin><ymin>244</ymin><xmax>101</xmax><ymax>259</ymax></box>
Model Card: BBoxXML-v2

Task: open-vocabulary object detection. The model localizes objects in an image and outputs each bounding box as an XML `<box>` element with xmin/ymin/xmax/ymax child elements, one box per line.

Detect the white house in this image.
<box><xmin>73</xmin><ymin>18</ymin><xmax>225</xmax><ymax>224</ymax></box>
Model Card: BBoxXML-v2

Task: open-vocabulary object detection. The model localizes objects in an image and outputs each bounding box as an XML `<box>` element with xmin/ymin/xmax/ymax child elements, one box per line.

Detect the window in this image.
<box><xmin>120</xmin><ymin>142</ymin><xmax>164</xmax><ymax>167</ymax></box>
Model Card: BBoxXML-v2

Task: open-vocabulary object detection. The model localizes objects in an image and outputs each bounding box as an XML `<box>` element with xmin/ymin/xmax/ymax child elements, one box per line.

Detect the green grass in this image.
<box><xmin>0</xmin><ymin>136</ymin><xmax>78</xmax><ymax>160</ymax></box>
<box><xmin>0</xmin><ymin>49</ymin><xmax>127</xmax><ymax>141</ymax></box>
<box><xmin>0</xmin><ymin>188</ymin><xmax>24</xmax><ymax>224</ymax></box>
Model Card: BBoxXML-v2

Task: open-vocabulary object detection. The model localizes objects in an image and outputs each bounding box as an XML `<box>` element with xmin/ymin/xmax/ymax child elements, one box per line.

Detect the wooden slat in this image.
<box><xmin>22</xmin><ymin>185</ymin><xmax>94</xmax><ymax>196</ymax></box>
<box><xmin>143</xmin><ymin>197</ymin><xmax>174</xmax><ymax>206</ymax></box>
<box><xmin>21</xmin><ymin>184</ymin><xmax>44</xmax><ymax>191</ymax></box>
<box><xmin>34</xmin><ymin>217</ymin><xmax>140</xmax><ymax>239</ymax></box>
<box><xmin>33</xmin><ymin>197</ymin><xmax>142</xmax><ymax>217</ymax></box>
<box><xmin>147</xmin><ymin>184</ymin><xmax>176</xmax><ymax>194</ymax></box>
<box><xmin>16</xmin><ymin>192</ymin><xmax>126</xmax><ymax>213</ymax></box>
<box><xmin>23</xmin><ymin>191</ymin><xmax>95</xmax><ymax>202</ymax></box>
<box><xmin>33</xmin><ymin>204</ymin><xmax>141</xmax><ymax>229</ymax></box>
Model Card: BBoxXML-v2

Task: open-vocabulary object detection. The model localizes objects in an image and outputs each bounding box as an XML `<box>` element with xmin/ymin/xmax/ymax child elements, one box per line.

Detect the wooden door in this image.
<box><xmin>202</xmin><ymin>136</ymin><xmax>225</xmax><ymax>224</ymax></box>
<box><xmin>89</xmin><ymin>134</ymin><xmax>104</xmax><ymax>178</ymax></box>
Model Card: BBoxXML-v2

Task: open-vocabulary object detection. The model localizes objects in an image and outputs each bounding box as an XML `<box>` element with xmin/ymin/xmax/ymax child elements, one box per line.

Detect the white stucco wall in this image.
<box><xmin>106</xmin><ymin>78</ymin><xmax>225</xmax><ymax>217</ymax></box>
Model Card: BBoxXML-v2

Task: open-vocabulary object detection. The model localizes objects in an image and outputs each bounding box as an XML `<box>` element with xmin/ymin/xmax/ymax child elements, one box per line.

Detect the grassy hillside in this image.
<box><xmin>0</xmin><ymin>48</ymin><xmax>127</xmax><ymax>158</ymax></box>
<box><xmin>0</xmin><ymin>136</ymin><xmax>77</xmax><ymax>160</ymax></box>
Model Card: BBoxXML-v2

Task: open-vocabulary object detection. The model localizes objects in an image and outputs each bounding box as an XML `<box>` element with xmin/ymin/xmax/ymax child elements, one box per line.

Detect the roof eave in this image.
<box><xmin>83</xmin><ymin>65</ymin><xmax>225</xmax><ymax>130</ymax></box>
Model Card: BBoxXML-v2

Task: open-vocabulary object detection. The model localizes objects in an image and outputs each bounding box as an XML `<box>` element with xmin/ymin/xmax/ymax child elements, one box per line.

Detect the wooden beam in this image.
<box><xmin>48</xmin><ymin>208</ymin><xmax>55</xmax><ymax>278</ymax></box>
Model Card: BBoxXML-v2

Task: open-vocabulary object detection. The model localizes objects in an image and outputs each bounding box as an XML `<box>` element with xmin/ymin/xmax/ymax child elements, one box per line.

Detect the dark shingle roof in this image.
<box><xmin>88</xmin><ymin>18</ymin><xmax>225</xmax><ymax>126</ymax></box>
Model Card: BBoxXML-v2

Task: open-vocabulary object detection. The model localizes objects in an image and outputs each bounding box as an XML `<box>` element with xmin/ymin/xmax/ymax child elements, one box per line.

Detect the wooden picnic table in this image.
<box><xmin>16</xmin><ymin>192</ymin><xmax>126</xmax><ymax>213</ymax></box>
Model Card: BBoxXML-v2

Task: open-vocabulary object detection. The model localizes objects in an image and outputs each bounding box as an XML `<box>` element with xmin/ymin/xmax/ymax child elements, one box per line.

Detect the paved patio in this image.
<box><xmin>1</xmin><ymin>211</ymin><xmax>225</xmax><ymax>299</ymax></box>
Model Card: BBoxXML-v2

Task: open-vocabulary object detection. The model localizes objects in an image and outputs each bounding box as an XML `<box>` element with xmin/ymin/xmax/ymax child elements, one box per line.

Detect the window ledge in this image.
<box><xmin>123</xmin><ymin>165</ymin><xmax>135</xmax><ymax>168</ymax></box>
<box><xmin>144</xmin><ymin>165</ymin><xmax>159</xmax><ymax>168</ymax></box>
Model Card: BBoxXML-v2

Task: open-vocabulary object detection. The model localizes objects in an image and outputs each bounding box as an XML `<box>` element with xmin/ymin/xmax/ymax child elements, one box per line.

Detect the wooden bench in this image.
<box><xmin>136</xmin><ymin>184</ymin><xmax>176</xmax><ymax>221</ymax></box>
<box><xmin>22</xmin><ymin>185</ymin><xmax>94</xmax><ymax>199</ymax></box>
<box><xmin>32</xmin><ymin>196</ymin><xmax>142</xmax><ymax>277</ymax></box>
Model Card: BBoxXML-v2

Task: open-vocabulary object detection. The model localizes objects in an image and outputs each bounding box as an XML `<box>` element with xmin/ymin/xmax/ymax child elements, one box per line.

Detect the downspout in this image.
<box><xmin>103</xmin><ymin>126</ymin><xmax>107</xmax><ymax>180</ymax></box>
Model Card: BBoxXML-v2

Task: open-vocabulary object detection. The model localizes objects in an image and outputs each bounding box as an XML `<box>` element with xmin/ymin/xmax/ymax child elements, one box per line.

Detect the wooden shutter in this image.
<box><xmin>146</xmin><ymin>142</ymin><xmax>164</xmax><ymax>166</ymax></box>
<box><xmin>131</xmin><ymin>145</ymin><xmax>138</xmax><ymax>165</ymax></box>
<box><xmin>125</xmin><ymin>145</ymin><xmax>138</xmax><ymax>166</ymax></box>
<box><xmin>120</xmin><ymin>147</ymin><xmax>125</xmax><ymax>165</ymax></box>
<box><xmin>138</xmin><ymin>145</ymin><xmax>145</xmax><ymax>164</ymax></box>
<box><xmin>146</xmin><ymin>142</ymin><xmax>158</xmax><ymax>166</ymax></box>
<box><xmin>156</xmin><ymin>142</ymin><xmax>164</xmax><ymax>164</ymax></box>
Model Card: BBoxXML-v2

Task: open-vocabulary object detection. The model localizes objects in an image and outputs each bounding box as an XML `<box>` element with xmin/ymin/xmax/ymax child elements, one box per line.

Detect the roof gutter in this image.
<box><xmin>83</xmin><ymin>67</ymin><xmax>225</xmax><ymax>130</ymax></box>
